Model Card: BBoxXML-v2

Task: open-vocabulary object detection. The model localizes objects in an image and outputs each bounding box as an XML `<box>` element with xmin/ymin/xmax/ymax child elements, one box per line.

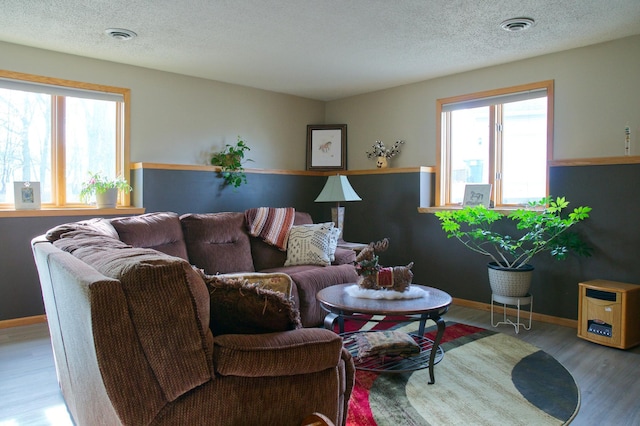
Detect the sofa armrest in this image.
<box><xmin>332</xmin><ymin>247</ymin><xmax>356</xmax><ymax>265</ymax></box>
<box><xmin>213</xmin><ymin>328</ymin><xmax>344</xmax><ymax>377</ymax></box>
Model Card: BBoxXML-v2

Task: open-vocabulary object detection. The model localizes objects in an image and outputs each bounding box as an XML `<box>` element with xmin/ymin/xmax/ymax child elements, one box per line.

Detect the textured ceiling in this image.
<box><xmin>2</xmin><ymin>0</ymin><xmax>640</xmax><ymax>101</ymax></box>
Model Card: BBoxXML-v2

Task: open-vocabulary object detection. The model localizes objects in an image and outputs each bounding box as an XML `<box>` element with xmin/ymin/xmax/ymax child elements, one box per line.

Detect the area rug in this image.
<box><xmin>342</xmin><ymin>317</ymin><xmax>580</xmax><ymax>426</ymax></box>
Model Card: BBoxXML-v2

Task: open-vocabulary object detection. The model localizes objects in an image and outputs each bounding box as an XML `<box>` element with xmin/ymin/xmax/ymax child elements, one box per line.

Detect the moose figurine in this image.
<box><xmin>354</xmin><ymin>238</ymin><xmax>414</xmax><ymax>292</ymax></box>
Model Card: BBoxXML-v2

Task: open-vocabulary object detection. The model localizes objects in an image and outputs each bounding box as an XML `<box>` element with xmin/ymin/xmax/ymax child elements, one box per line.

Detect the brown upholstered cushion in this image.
<box><xmin>181</xmin><ymin>212</ymin><xmax>255</xmax><ymax>274</ymax></box>
<box><xmin>263</xmin><ymin>263</ymin><xmax>358</xmax><ymax>327</ymax></box>
<box><xmin>46</xmin><ymin>218</ymin><xmax>119</xmax><ymax>241</ymax></box>
<box><xmin>332</xmin><ymin>247</ymin><xmax>357</xmax><ymax>265</ymax></box>
<box><xmin>213</xmin><ymin>328</ymin><xmax>344</xmax><ymax>377</ymax></box>
<box><xmin>199</xmin><ymin>272</ymin><xmax>301</xmax><ymax>335</ymax></box>
<box><xmin>110</xmin><ymin>212</ymin><xmax>189</xmax><ymax>260</ymax></box>
<box><xmin>53</xmin><ymin>234</ymin><xmax>131</xmax><ymax>256</ymax></box>
<box><xmin>54</xmin><ymin>237</ymin><xmax>214</xmax><ymax>401</ymax></box>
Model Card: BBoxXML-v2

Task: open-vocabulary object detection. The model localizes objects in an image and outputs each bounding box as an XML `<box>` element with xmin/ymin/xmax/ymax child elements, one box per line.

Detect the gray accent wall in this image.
<box><xmin>4</xmin><ymin>163</ymin><xmax>638</xmax><ymax>321</ymax></box>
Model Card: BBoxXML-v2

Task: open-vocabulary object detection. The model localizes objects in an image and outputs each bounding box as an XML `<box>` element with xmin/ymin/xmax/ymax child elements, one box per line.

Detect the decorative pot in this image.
<box><xmin>376</xmin><ymin>156</ymin><xmax>388</xmax><ymax>168</ymax></box>
<box><xmin>95</xmin><ymin>188</ymin><xmax>118</xmax><ymax>208</ymax></box>
<box><xmin>487</xmin><ymin>262</ymin><xmax>534</xmax><ymax>297</ymax></box>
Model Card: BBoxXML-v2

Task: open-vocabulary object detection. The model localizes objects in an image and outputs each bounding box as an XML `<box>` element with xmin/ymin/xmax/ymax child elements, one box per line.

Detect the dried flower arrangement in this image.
<box><xmin>366</xmin><ymin>139</ymin><xmax>405</xmax><ymax>159</ymax></box>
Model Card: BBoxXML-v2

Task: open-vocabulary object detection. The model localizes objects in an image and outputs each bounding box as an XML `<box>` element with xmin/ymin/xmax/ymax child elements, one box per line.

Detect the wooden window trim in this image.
<box><xmin>0</xmin><ymin>69</ymin><xmax>131</xmax><ymax>209</ymax></box>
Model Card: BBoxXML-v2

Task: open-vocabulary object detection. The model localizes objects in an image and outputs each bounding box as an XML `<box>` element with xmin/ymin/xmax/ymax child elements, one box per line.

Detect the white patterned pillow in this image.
<box><xmin>285</xmin><ymin>223</ymin><xmax>334</xmax><ymax>266</ymax></box>
<box><xmin>327</xmin><ymin>226</ymin><xmax>340</xmax><ymax>262</ymax></box>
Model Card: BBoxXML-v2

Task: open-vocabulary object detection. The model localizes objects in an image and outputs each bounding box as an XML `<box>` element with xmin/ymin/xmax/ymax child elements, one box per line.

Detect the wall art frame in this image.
<box><xmin>14</xmin><ymin>181</ymin><xmax>41</xmax><ymax>210</ymax></box>
<box><xmin>306</xmin><ymin>124</ymin><xmax>347</xmax><ymax>171</ymax></box>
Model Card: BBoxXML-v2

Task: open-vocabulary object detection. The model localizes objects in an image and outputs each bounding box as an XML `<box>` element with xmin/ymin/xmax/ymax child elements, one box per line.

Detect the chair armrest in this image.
<box><xmin>214</xmin><ymin>328</ymin><xmax>344</xmax><ymax>377</ymax></box>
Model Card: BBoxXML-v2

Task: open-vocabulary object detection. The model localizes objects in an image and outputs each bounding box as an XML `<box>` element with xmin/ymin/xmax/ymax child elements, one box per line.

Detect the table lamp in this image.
<box><xmin>314</xmin><ymin>174</ymin><xmax>362</xmax><ymax>240</ymax></box>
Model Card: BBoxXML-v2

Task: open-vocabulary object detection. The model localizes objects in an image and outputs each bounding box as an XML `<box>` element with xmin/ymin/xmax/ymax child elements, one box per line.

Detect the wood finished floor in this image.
<box><xmin>1</xmin><ymin>305</ymin><xmax>639</xmax><ymax>425</ymax></box>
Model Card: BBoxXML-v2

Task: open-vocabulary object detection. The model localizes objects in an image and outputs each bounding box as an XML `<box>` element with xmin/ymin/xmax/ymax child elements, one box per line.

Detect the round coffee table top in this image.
<box><xmin>317</xmin><ymin>284</ymin><xmax>452</xmax><ymax>317</ymax></box>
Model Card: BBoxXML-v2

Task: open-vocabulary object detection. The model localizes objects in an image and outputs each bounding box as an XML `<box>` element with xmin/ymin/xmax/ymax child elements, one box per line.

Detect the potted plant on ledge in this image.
<box><xmin>435</xmin><ymin>196</ymin><xmax>592</xmax><ymax>297</ymax></box>
<box><xmin>80</xmin><ymin>171</ymin><xmax>132</xmax><ymax>208</ymax></box>
<box><xmin>210</xmin><ymin>136</ymin><xmax>252</xmax><ymax>188</ymax></box>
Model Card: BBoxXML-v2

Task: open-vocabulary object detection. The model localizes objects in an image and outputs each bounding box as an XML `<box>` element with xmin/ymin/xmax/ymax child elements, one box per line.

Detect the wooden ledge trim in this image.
<box><xmin>550</xmin><ymin>156</ymin><xmax>640</xmax><ymax>167</ymax></box>
<box><xmin>0</xmin><ymin>207</ymin><xmax>145</xmax><ymax>218</ymax></box>
<box><xmin>131</xmin><ymin>162</ymin><xmax>433</xmax><ymax>176</ymax></box>
<box><xmin>418</xmin><ymin>206</ymin><xmax>523</xmax><ymax>215</ymax></box>
<box><xmin>0</xmin><ymin>315</ymin><xmax>47</xmax><ymax>329</ymax></box>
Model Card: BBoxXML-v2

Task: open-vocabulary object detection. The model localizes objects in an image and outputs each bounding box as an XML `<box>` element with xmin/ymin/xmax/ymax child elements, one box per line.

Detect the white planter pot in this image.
<box><xmin>487</xmin><ymin>262</ymin><xmax>534</xmax><ymax>297</ymax></box>
<box><xmin>95</xmin><ymin>188</ymin><xmax>117</xmax><ymax>208</ymax></box>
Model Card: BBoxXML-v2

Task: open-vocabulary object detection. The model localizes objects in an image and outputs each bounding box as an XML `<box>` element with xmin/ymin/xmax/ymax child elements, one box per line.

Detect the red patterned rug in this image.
<box><xmin>340</xmin><ymin>316</ymin><xmax>580</xmax><ymax>426</ymax></box>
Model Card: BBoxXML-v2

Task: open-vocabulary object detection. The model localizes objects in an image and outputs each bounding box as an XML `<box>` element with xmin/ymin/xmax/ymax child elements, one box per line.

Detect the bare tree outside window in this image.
<box><xmin>0</xmin><ymin>88</ymin><xmax>50</xmax><ymax>203</ymax></box>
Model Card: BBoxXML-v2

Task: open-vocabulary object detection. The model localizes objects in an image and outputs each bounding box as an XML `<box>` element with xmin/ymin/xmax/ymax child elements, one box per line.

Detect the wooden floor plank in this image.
<box><xmin>0</xmin><ymin>305</ymin><xmax>638</xmax><ymax>425</ymax></box>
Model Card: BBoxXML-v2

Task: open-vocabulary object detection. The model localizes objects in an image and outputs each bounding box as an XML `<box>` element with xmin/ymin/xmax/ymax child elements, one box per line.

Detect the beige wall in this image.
<box><xmin>2</xmin><ymin>35</ymin><xmax>639</xmax><ymax>171</ymax></box>
<box><xmin>326</xmin><ymin>34</ymin><xmax>640</xmax><ymax>170</ymax></box>
<box><xmin>0</xmin><ymin>41</ymin><xmax>325</xmax><ymax>170</ymax></box>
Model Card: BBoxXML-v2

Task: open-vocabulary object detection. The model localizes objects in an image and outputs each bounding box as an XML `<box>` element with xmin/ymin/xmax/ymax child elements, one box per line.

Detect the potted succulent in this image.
<box><xmin>80</xmin><ymin>171</ymin><xmax>132</xmax><ymax>208</ymax></box>
<box><xmin>435</xmin><ymin>196</ymin><xmax>592</xmax><ymax>296</ymax></box>
<box><xmin>210</xmin><ymin>136</ymin><xmax>253</xmax><ymax>188</ymax></box>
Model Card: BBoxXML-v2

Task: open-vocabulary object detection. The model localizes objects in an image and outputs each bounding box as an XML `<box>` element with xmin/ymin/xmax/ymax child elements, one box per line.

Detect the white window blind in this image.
<box><xmin>441</xmin><ymin>88</ymin><xmax>546</xmax><ymax>112</ymax></box>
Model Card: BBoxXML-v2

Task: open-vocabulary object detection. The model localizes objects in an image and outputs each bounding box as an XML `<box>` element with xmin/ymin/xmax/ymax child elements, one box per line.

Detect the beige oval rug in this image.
<box><xmin>345</xmin><ymin>320</ymin><xmax>580</xmax><ymax>426</ymax></box>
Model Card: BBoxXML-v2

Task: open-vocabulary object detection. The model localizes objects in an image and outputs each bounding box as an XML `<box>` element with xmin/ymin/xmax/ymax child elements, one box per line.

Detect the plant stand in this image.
<box><xmin>491</xmin><ymin>293</ymin><xmax>533</xmax><ymax>334</ymax></box>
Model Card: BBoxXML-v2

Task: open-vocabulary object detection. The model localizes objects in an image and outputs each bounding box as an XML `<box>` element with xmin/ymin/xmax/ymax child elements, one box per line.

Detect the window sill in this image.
<box><xmin>418</xmin><ymin>206</ymin><xmax>538</xmax><ymax>215</ymax></box>
<box><xmin>0</xmin><ymin>207</ymin><xmax>145</xmax><ymax>218</ymax></box>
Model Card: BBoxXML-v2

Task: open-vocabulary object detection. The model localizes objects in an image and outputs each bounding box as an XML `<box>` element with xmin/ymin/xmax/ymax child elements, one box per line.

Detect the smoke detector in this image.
<box><xmin>500</xmin><ymin>18</ymin><xmax>535</xmax><ymax>32</ymax></box>
<box><xmin>105</xmin><ymin>28</ymin><xmax>137</xmax><ymax>40</ymax></box>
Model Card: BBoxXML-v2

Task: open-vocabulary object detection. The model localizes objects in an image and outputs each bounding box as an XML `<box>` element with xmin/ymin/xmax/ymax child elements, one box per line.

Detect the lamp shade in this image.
<box><xmin>314</xmin><ymin>175</ymin><xmax>362</xmax><ymax>202</ymax></box>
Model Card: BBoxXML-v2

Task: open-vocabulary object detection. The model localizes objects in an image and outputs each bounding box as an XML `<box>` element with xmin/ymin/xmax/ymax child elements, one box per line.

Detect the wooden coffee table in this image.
<box><xmin>317</xmin><ymin>283</ymin><xmax>452</xmax><ymax>384</ymax></box>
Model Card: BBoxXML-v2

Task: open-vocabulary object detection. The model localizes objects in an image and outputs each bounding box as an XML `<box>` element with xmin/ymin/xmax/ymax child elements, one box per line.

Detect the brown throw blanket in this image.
<box><xmin>245</xmin><ymin>207</ymin><xmax>295</xmax><ymax>250</ymax></box>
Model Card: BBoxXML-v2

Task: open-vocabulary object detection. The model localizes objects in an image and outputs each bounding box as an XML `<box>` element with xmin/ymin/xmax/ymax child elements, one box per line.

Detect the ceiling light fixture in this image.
<box><xmin>105</xmin><ymin>28</ymin><xmax>137</xmax><ymax>40</ymax></box>
<box><xmin>500</xmin><ymin>17</ymin><xmax>535</xmax><ymax>32</ymax></box>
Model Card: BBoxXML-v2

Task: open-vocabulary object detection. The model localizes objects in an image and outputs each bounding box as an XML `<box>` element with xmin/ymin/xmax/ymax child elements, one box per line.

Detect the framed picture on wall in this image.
<box><xmin>462</xmin><ymin>184</ymin><xmax>492</xmax><ymax>207</ymax></box>
<box><xmin>306</xmin><ymin>124</ymin><xmax>347</xmax><ymax>171</ymax></box>
<box><xmin>14</xmin><ymin>181</ymin><xmax>41</xmax><ymax>210</ymax></box>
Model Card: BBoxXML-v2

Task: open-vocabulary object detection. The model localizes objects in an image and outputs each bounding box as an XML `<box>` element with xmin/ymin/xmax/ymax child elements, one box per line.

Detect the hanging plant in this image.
<box><xmin>210</xmin><ymin>136</ymin><xmax>253</xmax><ymax>188</ymax></box>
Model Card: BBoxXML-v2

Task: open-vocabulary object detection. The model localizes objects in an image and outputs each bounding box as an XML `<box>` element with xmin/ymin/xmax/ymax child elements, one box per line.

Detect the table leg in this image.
<box><xmin>323</xmin><ymin>312</ymin><xmax>344</xmax><ymax>333</ymax></box>
<box><xmin>418</xmin><ymin>313</ymin><xmax>428</xmax><ymax>336</ymax></box>
<box><xmin>428</xmin><ymin>315</ymin><xmax>446</xmax><ymax>385</ymax></box>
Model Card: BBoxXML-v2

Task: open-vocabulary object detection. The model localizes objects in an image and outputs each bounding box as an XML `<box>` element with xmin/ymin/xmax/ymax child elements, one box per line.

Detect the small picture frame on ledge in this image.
<box><xmin>14</xmin><ymin>181</ymin><xmax>41</xmax><ymax>210</ymax></box>
<box><xmin>462</xmin><ymin>184</ymin><xmax>492</xmax><ymax>207</ymax></box>
<box><xmin>306</xmin><ymin>124</ymin><xmax>347</xmax><ymax>171</ymax></box>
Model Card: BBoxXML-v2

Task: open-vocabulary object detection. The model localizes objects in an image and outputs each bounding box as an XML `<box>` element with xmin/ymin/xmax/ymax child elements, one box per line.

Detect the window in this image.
<box><xmin>436</xmin><ymin>80</ymin><xmax>553</xmax><ymax>207</ymax></box>
<box><xmin>0</xmin><ymin>70</ymin><xmax>130</xmax><ymax>208</ymax></box>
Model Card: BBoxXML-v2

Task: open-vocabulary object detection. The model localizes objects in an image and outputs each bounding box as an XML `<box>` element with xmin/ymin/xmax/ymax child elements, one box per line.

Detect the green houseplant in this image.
<box><xmin>210</xmin><ymin>136</ymin><xmax>252</xmax><ymax>188</ymax></box>
<box><xmin>79</xmin><ymin>171</ymin><xmax>132</xmax><ymax>207</ymax></box>
<box><xmin>435</xmin><ymin>196</ymin><xmax>592</xmax><ymax>296</ymax></box>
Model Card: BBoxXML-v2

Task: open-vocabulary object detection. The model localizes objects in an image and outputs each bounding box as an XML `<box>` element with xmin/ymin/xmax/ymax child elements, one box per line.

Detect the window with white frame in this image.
<box><xmin>0</xmin><ymin>70</ymin><xmax>129</xmax><ymax>207</ymax></box>
<box><xmin>436</xmin><ymin>80</ymin><xmax>553</xmax><ymax>207</ymax></box>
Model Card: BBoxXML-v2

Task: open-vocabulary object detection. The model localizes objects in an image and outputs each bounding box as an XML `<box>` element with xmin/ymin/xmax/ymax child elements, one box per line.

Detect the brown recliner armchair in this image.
<box><xmin>32</xmin><ymin>226</ymin><xmax>355</xmax><ymax>425</ymax></box>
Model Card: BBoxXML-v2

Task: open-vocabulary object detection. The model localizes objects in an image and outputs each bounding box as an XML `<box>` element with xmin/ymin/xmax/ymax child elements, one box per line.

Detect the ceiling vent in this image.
<box><xmin>500</xmin><ymin>18</ymin><xmax>535</xmax><ymax>32</ymax></box>
<box><xmin>105</xmin><ymin>28</ymin><xmax>137</xmax><ymax>40</ymax></box>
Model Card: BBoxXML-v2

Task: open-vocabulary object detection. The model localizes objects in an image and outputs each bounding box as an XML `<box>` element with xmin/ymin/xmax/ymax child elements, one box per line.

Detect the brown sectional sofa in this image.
<box><xmin>31</xmin><ymin>210</ymin><xmax>357</xmax><ymax>426</ymax></box>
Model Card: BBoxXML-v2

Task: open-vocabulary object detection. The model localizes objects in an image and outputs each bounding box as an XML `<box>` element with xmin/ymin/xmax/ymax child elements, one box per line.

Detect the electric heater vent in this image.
<box><xmin>586</xmin><ymin>288</ymin><xmax>616</xmax><ymax>301</ymax></box>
